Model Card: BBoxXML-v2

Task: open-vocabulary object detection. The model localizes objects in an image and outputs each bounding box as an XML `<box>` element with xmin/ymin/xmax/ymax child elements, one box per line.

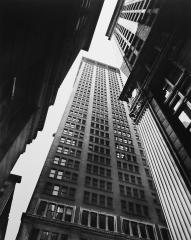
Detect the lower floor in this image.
<box><xmin>16</xmin><ymin>214</ymin><xmax>170</xmax><ymax>240</ymax></box>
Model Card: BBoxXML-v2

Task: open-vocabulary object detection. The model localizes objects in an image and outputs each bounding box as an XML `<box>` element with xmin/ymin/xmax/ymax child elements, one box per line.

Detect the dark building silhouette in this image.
<box><xmin>16</xmin><ymin>57</ymin><xmax>170</xmax><ymax>240</ymax></box>
<box><xmin>106</xmin><ymin>0</ymin><xmax>191</xmax><ymax>239</ymax></box>
<box><xmin>0</xmin><ymin>0</ymin><xmax>104</xmax><ymax>219</ymax></box>
<box><xmin>0</xmin><ymin>174</ymin><xmax>21</xmax><ymax>240</ymax></box>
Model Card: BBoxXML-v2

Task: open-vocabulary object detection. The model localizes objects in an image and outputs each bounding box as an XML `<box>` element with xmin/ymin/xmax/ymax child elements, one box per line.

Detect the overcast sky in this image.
<box><xmin>5</xmin><ymin>1</ymin><xmax>125</xmax><ymax>239</ymax></box>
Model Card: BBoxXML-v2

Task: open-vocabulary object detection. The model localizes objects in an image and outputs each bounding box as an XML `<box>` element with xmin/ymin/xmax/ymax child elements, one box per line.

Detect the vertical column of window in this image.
<box><xmin>84</xmin><ymin>65</ymin><xmax>114</xmax><ymax>210</ymax></box>
<box><xmin>72</xmin><ymin>60</ymin><xmax>97</xmax><ymax>211</ymax></box>
<box><xmin>115</xmin><ymin>23</ymin><xmax>129</xmax><ymax>52</ymax></box>
<box><xmin>108</xmin><ymin>70</ymin><xmax>151</xmax><ymax>219</ymax></box>
<box><xmin>47</xmin><ymin>60</ymin><xmax>94</xmax><ymax>203</ymax></box>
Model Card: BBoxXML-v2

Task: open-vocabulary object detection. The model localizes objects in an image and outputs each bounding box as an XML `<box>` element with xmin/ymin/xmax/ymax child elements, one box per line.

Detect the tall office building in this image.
<box><xmin>106</xmin><ymin>0</ymin><xmax>191</xmax><ymax>239</ymax></box>
<box><xmin>16</xmin><ymin>57</ymin><xmax>170</xmax><ymax>240</ymax></box>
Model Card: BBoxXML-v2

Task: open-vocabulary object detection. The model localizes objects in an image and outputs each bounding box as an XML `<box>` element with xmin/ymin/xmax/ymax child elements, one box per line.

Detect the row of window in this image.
<box><xmin>74</xmin><ymin>92</ymin><xmax>90</xmax><ymax>100</ymax></box>
<box><xmin>57</xmin><ymin>146</ymin><xmax>81</xmax><ymax>158</ymax></box>
<box><xmin>65</xmin><ymin>122</ymin><xmax>85</xmax><ymax>132</ymax></box>
<box><xmin>113</xmin><ymin>123</ymin><xmax>129</xmax><ymax>131</ymax></box>
<box><xmin>53</xmin><ymin>156</ymin><xmax>80</xmax><ymax>170</ymax></box>
<box><xmin>122</xmin><ymin>218</ymin><xmax>156</xmax><ymax>239</ymax></box>
<box><xmin>83</xmin><ymin>191</ymin><xmax>113</xmax><ymax>209</ymax></box>
<box><xmin>86</xmin><ymin>163</ymin><xmax>111</xmax><ymax>178</ymax></box>
<box><xmin>87</xmin><ymin>153</ymin><xmax>110</xmax><ymax>166</ymax></box>
<box><xmin>118</xmin><ymin>172</ymin><xmax>142</xmax><ymax>185</ymax></box>
<box><xmin>120</xmin><ymin>11</ymin><xmax>143</xmax><ymax>23</ymax></box>
<box><xmin>121</xmin><ymin>200</ymin><xmax>149</xmax><ymax>217</ymax></box>
<box><xmin>92</xmin><ymin>111</ymin><xmax>108</xmax><ymax>120</ymax></box>
<box><xmin>36</xmin><ymin>200</ymin><xmax>74</xmax><ymax>222</ymax></box>
<box><xmin>66</xmin><ymin>116</ymin><xmax>86</xmax><ymax>125</ymax></box>
<box><xmin>116</xmin><ymin>144</ymin><xmax>135</xmax><ymax>153</ymax></box>
<box><xmin>91</xmin><ymin>116</ymin><xmax>108</xmax><ymax>125</ymax></box>
<box><xmin>93</xmin><ymin>96</ymin><xmax>107</xmax><ymax>102</ymax></box>
<box><xmin>63</xmin><ymin>129</ymin><xmax>84</xmax><ymax>140</ymax></box>
<box><xmin>123</xmin><ymin>0</ymin><xmax>149</xmax><ymax>11</ymax></box>
<box><xmin>91</xmin><ymin>122</ymin><xmax>109</xmax><ymax>131</ymax></box>
<box><xmin>92</xmin><ymin>106</ymin><xmax>108</xmax><ymax>114</ymax></box>
<box><xmin>71</xmin><ymin>105</ymin><xmax>88</xmax><ymax>113</ymax></box>
<box><xmin>112</xmin><ymin>113</ymin><xmax>127</xmax><ymax>120</ymax></box>
<box><xmin>89</xmin><ymin>136</ymin><xmax>109</xmax><ymax>146</ymax></box>
<box><xmin>119</xmin><ymin>185</ymin><xmax>145</xmax><ymax>200</ymax></box>
<box><xmin>44</xmin><ymin>182</ymin><xmax>75</xmax><ymax>199</ymax></box>
<box><xmin>60</xmin><ymin>137</ymin><xmax>83</xmax><ymax>148</ymax></box>
<box><xmin>88</xmin><ymin>144</ymin><xmax>110</xmax><ymax>155</ymax></box>
<box><xmin>30</xmin><ymin>229</ymin><xmax>68</xmax><ymax>240</ymax></box>
<box><xmin>81</xmin><ymin>209</ymin><xmax>115</xmax><ymax>231</ymax></box>
<box><xmin>90</xmin><ymin>128</ymin><xmax>109</xmax><ymax>138</ymax></box>
<box><xmin>116</xmin><ymin>152</ymin><xmax>137</xmax><ymax>163</ymax></box>
<box><xmin>117</xmin><ymin>161</ymin><xmax>139</xmax><ymax>174</ymax></box>
<box><xmin>85</xmin><ymin>176</ymin><xmax>112</xmax><ymax>192</ymax></box>
<box><xmin>49</xmin><ymin>169</ymin><xmax>78</xmax><ymax>183</ymax></box>
<box><xmin>35</xmin><ymin>200</ymin><xmax>170</xmax><ymax>239</ymax></box>
<box><xmin>114</xmin><ymin>135</ymin><xmax>132</xmax><ymax>144</ymax></box>
<box><xmin>113</xmin><ymin>129</ymin><xmax>131</xmax><ymax>137</ymax></box>
<box><xmin>113</xmin><ymin>117</ymin><xmax>128</xmax><ymax>125</ymax></box>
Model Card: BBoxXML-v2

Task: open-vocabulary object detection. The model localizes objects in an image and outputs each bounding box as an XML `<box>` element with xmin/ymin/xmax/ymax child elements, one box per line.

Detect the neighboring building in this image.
<box><xmin>106</xmin><ymin>0</ymin><xmax>191</xmax><ymax>239</ymax></box>
<box><xmin>0</xmin><ymin>174</ymin><xmax>21</xmax><ymax>240</ymax></box>
<box><xmin>0</xmin><ymin>0</ymin><xmax>104</xmax><ymax>196</ymax></box>
<box><xmin>16</xmin><ymin>57</ymin><xmax>170</xmax><ymax>240</ymax></box>
<box><xmin>106</xmin><ymin>0</ymin><xmax>159</xmax><ymax>71</ymax></box>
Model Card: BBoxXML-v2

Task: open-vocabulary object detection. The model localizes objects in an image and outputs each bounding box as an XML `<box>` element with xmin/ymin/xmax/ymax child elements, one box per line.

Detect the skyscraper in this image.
<box><xmin>16</xmin><ymin>57</ymin><xmax>170</xmax><ymax>240</ymax></box>
<box><xmin>106</xmin><ymin>0</ymin><xmax>191</xmax><ymax>239</ymax></box>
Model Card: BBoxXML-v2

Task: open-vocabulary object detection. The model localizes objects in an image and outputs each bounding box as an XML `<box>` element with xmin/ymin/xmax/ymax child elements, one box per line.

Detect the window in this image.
<box><xmin>129</xmin><ymin>202</ymin><xmax>134</xmax><ymax>214</ymax></box>
<box><xmin>50</xmin><ymin>233</ymin><xmax>59</xmax><ymax>240</ymax></box>
<box><xmin>81</xmin><ymin>210</ymin><xmax>89</xmax><ymax>225</ymax></box>
<box><xmin>65</xmin><ymin>207</ymin><xmax>73</xmax><ymax>222</ymax></box>
<box><xmin>99</xmin><ymin>214</ymin><xmax>106</xmax><ymax>229</ymax></box>
<box><xmin>36</xmin><ymin>201</ymin><xmax>74</xmax><ymax>223</ymax></box>
<box><xmin>61</xmin><ymin>234</ymin><xmax>68</xmax><ymax>240</ymax></box>
<box><xmin>53</xmin><ymin>156</ymin><xmax>59</xmax><ymax>164</ymax></box>
<box><xmin>55</xmin><ymin>206</ymin><xmax>64</xmax><ymax>220</ymax></box>
<box><xmin>52</xmin><ymin>186</ymin><xmax>59</xmax><ymax>196</ymax></box>
<box><xmin>57</xmin><ymin>146</ymin><xmax>62</xmax><ymax>153</ymax></box>
<box><xmin>140</xmin><ymin>223</ymin><xmax>147</xmax><ymax>238</ymax></box>
<box><xmin>131</xmin><ymin>222</ymin><xmax>139</xmax><ymax>237</ymax></box>
<box><xmin>46</xmin><ymin>203</ymin><xmax>56</xmax><ymax>219</ymax></box>
<box><xmin>40</xmin><ymin>231</ymin><xmax>49</xmax><ymax>240</ymax></box>
<box><xmin>160</xmin><ymin>228</ymin><xmax>171</xmax><ymax>240</ymax></box>
<box><xmin>61</xmin><ymin>158</ymin><xmax>67</xmax><ymax>166</ymax></box>
<box><xmin>36</xmin><ymin>201</ymin><xmax>46</xmax><ymax>216</ymax></box>
<box><xmin>143</xmin><ymin>206</ymin><xmax>149</xmax><ymax>217</ymax></box>
<box><xmin>90</xmin><ymin>212</ymin><xmax>97</xmax><ymax>227</ymax></box>
<box><xmin>49</xmin><ymin>169</ymin><xmax>56</xmax><ymax>178</ymax></box>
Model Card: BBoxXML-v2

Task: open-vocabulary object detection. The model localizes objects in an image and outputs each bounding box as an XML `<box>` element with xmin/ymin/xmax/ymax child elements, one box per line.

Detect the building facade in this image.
<box><xmin>0</xmin><ymin>174</ymin><xmax>21</xmax><ymax>240</ymax></box>
<box><xmin>106</xmin><ymin>0</ymin><xmax>159</xmax><ymax>71</ymax></box>
<box><xmin>0</xmin><ymin>0</ymin><xmax>104</xmax><ymax>229</ymax></box>
<box><xmin>16</xmin><ymin>57</ymin><xmax>170</xmax><ymax>240</ymax></box>
<box><xmin>106</xmin><ymin>0</ymin><xmax>191</xmax><ymax>239</ymax></box>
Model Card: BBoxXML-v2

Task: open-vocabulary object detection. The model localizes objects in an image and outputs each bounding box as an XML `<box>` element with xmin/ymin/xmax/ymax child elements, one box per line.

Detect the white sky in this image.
<box><xmin>5</xmin><ymin>1</ymin><xmax>126</xmax><ymax>239</ymax></box>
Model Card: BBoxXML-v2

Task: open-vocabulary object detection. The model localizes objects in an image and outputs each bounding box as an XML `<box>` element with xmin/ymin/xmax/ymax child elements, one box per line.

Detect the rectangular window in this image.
<box><xmin>123</xmin><ymin>219</ymin><xmax>130</xmax><ymax>235</ymax></box>
<box><xmin>46</xmin><ymin>203</ymin><xmax>56</xmax><ymax>219</ymax></box>
<box><xmin>52</xmin><ymin>185</ymin><xmax>59</xmax><ymax>196</ymax></box>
